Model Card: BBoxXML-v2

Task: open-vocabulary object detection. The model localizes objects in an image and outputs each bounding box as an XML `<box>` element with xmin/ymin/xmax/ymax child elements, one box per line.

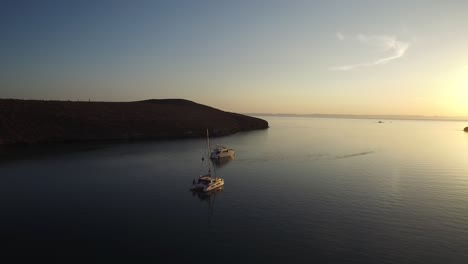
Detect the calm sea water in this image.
<box><xmin>1</xmin><ymin>117</ymin><xmax>468</xmax><ymax>263</ymax></box>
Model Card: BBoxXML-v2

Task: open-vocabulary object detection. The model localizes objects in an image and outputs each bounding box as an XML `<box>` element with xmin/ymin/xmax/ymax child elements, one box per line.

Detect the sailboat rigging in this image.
<box><xmin>190</xmin><ymin>129</ymin><xmax>225</xmax><ymax>192</ymax></box>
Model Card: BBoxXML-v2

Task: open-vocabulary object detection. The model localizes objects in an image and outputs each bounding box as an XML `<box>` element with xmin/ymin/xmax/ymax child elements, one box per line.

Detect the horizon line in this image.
<box><xmin>244</xmin><ymin>113</ymin><xmax>468</xmax><ymax>122</ymax></box>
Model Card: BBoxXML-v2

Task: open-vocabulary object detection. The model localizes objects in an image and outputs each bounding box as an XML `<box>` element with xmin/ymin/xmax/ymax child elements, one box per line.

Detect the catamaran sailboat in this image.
<box><xmin>191</xmin><ymin>174</ymin><xmax>224</xmax><ymax>192</ymax></box>
<box><xmin>191</xmin><ymin>129</ymin><xmax>225</xmax><ymax>192</ymax></box>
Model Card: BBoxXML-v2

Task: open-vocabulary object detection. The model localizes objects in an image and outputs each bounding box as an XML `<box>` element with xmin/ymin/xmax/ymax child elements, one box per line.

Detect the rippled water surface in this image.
<box><xmin>1</xmin><ymin>117</ymin><xmax>468</xmax><ymax>263</ymax></box>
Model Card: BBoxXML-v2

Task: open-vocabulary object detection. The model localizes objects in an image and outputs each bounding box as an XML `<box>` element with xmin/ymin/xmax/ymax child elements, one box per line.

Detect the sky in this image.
<box><xmin>1</xmin><ymin>0</ymin><xmax>467</xmax><ymax>116</ymax></box>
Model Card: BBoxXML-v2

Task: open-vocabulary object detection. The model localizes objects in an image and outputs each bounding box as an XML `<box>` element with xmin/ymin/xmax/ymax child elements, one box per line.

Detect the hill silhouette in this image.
<box><xmin>0</xmin><ymin>99</ymin><xmax>268</xmax><ymax>144</ymax></box>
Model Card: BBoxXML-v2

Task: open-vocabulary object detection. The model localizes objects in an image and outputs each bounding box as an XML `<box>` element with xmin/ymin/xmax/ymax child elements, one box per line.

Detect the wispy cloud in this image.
<box><xmin>336</xmin><ymin>32</ymin><xmax>344</xmax><ymax>41</ymax></box>
<box><xmin>331</xmin><ymin>34</ymin><xmax>410</xmax><ymax>71</ymax></box>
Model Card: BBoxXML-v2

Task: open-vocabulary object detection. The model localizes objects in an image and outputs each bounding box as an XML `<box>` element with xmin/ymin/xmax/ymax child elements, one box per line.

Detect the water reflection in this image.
<box><xmin>0</xmin><ymin>142</ymin><xmax>110</xmax><ymax>164</ymax></box>
<box><xmin>191</xmin><ymin>186</ymin><xmax>224</xmax><ymax>202</ymax></box>
<box><xmin>191</xmin><ymin>187</ymin><xmax>223</xmax><ymax>225</ymax></box>
<box><xmin>212</xmin><ymin>156</ymin><xmax>234</xmax><ymax>168</ymax></box>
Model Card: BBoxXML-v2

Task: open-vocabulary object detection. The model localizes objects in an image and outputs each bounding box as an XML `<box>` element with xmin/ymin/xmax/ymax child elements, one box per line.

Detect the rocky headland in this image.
<box><xmin>0</xmin><ymin>99</ymin><xmax>268</xmax><ymax>144</ymax></box>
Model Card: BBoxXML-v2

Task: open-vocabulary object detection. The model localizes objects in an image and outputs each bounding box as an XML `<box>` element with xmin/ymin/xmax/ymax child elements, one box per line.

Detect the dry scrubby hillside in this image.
<box><xmin>0</xmin><ymin>99</ymin><xmax>268</xmax><ymax>144</ymax></box>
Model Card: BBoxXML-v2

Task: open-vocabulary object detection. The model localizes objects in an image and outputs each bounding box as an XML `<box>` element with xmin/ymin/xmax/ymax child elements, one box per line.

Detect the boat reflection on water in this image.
<box><xmin>191</xmin><ymin>186</ymin><xmax>224</xmax><ymax>202</ymax></box>
<box><xmin>191</xmin><ymin>187</ymin><xmax>223</xmax><ymax>224</ymax></box>
<box><xmin>212</xmin><ymin>156</ymin><xmax>234</xmax><ymax>169</ymax></box>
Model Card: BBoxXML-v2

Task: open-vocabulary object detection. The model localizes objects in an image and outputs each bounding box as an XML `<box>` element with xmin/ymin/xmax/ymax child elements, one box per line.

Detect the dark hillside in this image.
<box><xmin>0</xmin><ymin>99</ymin><xmax>268</xmax><ymax>144</ymax></box>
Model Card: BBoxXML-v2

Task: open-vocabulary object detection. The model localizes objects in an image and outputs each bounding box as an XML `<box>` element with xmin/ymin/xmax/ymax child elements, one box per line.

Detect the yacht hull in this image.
<box><xmin>210</xmin><ymin>150</ymin><xmax>235</xmax><ymax>159</ymax></box>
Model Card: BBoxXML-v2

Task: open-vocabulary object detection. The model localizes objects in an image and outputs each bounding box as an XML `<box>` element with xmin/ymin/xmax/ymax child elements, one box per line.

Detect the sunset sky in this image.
<box><xmin>1</xmin><ymin>0</ymin><xmax>467</xmax><ymax>116</ymax></box>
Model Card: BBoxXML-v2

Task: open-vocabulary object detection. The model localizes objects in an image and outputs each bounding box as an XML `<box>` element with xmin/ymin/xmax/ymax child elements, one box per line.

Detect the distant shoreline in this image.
<box><xmin>247</xmin><ymin>113</ymin><xmax>468</xmax><ymax>122</ymax></box>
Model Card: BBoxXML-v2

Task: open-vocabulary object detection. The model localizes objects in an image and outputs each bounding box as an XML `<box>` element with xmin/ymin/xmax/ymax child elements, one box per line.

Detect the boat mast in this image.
<box><xmin>206</xmin><ymin>128</ymin><xmax>211</xmax><ymax>157</ymax></box>
<box><xmin>206</xmin><ymin>129</ymin><xmax>217</xmax><ymax>179</ymax></box>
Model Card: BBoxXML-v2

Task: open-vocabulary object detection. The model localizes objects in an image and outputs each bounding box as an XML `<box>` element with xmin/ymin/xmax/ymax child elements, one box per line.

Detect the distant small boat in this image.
<box><xmin>210</xmin><ymin>145</ymin><xmax>235</xmax><ymax>159</ymax></box>
<box><xmin>191</xmin><ymin>129</ymin><xmax>225</xmax><ymax>192</ymax></box>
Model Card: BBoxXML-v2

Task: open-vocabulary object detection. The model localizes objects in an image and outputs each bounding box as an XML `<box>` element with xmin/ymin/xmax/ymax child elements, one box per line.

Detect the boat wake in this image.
<box><xmin>335</xmin><ymin>151</ymin><xmax>375</xmax><ymax>159</ymax></box>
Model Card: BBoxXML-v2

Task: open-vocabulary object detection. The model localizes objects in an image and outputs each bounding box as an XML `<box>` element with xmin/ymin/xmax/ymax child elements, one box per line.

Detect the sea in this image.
<box><xmin>1</xmin><ymin>116</ymin><xmax>468</xmax><ymax>263</ymax></box>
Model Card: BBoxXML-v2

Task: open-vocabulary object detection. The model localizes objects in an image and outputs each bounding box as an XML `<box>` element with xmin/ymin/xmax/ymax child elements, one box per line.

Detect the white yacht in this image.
<box><xmin>210</xmin><ymin>146</ymin><xmax>235</xmax><ymax>159</ymax></box>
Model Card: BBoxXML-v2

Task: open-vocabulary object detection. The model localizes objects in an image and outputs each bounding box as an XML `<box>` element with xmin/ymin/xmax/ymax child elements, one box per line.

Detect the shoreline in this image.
<box><xmin>0</xmin><ymin>99</ymin><xmax>269</xmax><ymax>145</ymax></box>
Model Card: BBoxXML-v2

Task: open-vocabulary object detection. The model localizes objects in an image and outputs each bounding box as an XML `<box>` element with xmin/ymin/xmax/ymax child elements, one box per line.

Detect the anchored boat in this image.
<box><xmin>210</xmin><ymin>145</ymin><xmax>235</xmax><ymax>159</ymax></box>
<box><xmin>191</xmin><ymin>129</ymin><xmax>225</xmax><ymax>192</ymax></box>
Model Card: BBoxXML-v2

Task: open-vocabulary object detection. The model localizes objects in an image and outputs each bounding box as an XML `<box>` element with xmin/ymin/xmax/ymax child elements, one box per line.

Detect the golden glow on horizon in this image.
<box><xmin>442</xmin><ymin>67</ymin><xmax>468</xmax><ymax>116</ymax></box>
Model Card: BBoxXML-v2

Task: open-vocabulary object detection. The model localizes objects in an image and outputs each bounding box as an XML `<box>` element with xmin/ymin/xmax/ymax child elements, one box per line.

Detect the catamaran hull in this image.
<box><xmin>191</xmin><ymin>178</ymin><xmax>224</xmax><ymax>192</ymax></box>
<box><xmin>203</xmin><ymin>181</ymin><xmax>224</xmax><ymax>192</ymax></box>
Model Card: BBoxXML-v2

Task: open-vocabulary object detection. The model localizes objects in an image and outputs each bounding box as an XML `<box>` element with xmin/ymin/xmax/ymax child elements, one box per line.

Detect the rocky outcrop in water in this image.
<box><xmin>0</xmin><ymin>99</ymin><xmax>268</xmax><ymax>144</ymax></box>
